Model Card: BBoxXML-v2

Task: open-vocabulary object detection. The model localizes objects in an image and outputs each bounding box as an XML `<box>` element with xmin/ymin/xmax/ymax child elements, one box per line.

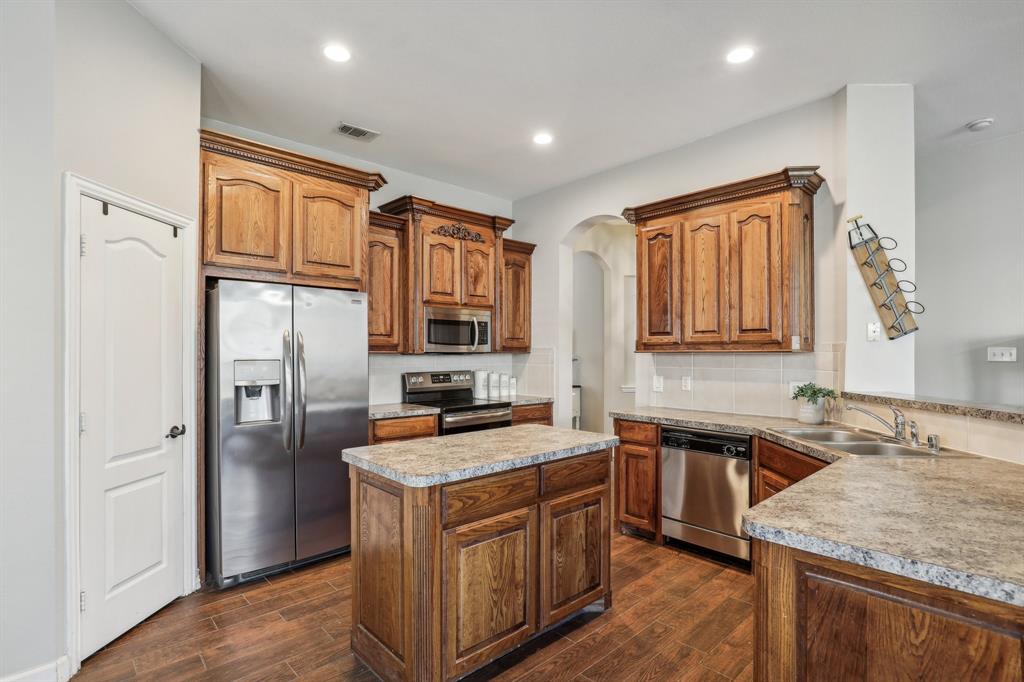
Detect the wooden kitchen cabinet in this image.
<box><xmin>443</xmin><ymin>506</ymin><xmax>538</xmax><ymax>678</ymax></box>
<box><xmin>462</xmin><ymin>235</ymin><xmax>495</xmax><ymax>307</ymax></box>
<box><xmin>624</xmin><ymin>167</ymin><xmax>823</xmax><ymax>352</ymax></box>
<box><xmin>614</xmin><ymin>419</ymin><xmax>660</xmax><ymax>537</ymax></box>
<box><xmin>367</xmin><ymin>211</ymin><xmax>406</xmax><ymax>352</ymax></box>
<box><xmin>753</xmin><ymin>437</ymin><xmax>827</xmax><ymax>504</ymax></box>
<box><xmin>200</xmin><ymin>130</ymin><xmax>385</xmax><ymax>289</ymax></box>
<box><xmin>754</xmin><ymin>540</ymin><xmax>1024</xmax><ymax>681</ymax></box>
<box><xmin>498</xmin><ymin>239</ymin><xmax>534</xmax><ymax>351</ymax></box>
<box><xmin>368</xmin><ymin>414</ymin><xmax>437</xmax><ymax>444</ymax></box>
<box><xmin>420</xmin><ymin>217</ymin><xmax>463</xmax><ymax>305</ymax></box>
<box><xmin>511</xmin><ymin>403</ymin><xmax>552</xmax><ymax>426</ymax></box>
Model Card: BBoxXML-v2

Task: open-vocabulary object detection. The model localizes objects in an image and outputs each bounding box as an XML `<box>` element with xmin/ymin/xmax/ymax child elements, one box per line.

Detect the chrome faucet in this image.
<box><xmin>909</xmin><ymin>421</ymin><xmax>921</xmax><ymax>447</ymax></box>
<box><xmin>846</xmin><ymin>405</ymin><xmax>907</xmax><ymax>441</ymax></box>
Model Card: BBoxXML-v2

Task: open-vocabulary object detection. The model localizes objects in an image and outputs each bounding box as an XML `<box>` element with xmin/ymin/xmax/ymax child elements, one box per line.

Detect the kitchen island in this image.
<box><xmin>341</xmin><ymin>424</ymin><xmax>619</xmax><ymax>682</ymax></box>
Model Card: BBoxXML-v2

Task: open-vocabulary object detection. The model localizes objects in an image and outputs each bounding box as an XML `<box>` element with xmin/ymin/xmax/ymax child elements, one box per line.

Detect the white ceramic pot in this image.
<box><xmin>798</xmin><ymin>399</ymin><xmax>825</xmax><ymax>425</ymax></box>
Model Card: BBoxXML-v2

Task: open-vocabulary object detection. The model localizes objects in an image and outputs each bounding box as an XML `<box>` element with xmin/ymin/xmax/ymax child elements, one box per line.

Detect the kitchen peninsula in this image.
<box><xmin>341</xmin><ymin>424</ymin><xmax>619</xmax><ymax>682</ymax></box>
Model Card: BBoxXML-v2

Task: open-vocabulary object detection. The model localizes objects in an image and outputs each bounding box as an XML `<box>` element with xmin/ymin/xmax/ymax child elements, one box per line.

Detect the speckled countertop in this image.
<box><xmin>343</xmin><ymin>424</ymin><xmax>617</xmax><ymax>487</ymax></box>
<box><xmin>509</xmin><ymin>395</ymin><xmax>553</xmax><ymax>406</ymax></box>
<box><xmin>611</xmin><ymin>406</ymin><xmax>1024</xmax><ymax>607</ymax></box>
<box><xmin>368</xmin><ymin>403</ymin><xmax>440</xmax><ymax>420</ymax></box>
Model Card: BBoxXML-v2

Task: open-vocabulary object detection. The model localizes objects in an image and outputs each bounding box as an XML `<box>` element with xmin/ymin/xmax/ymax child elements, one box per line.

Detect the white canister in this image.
<box><xmin>488</xmin><ymin>372</ymin><xmax>500</xmax><ymax>400</ymax></box>
<box><xmin>473</xmin><ymin>370</ymin><xmax>489</xmax><ymax>399</ymax></box>
<box><xmin>509</xmin><ymin>377</ymin><xmax>517</xmax><ymax>399</ymax></box>
<box><xmin>499</xmin><ymin>374</ymin><xmax>510</xmax><ymax>398</ymax></box>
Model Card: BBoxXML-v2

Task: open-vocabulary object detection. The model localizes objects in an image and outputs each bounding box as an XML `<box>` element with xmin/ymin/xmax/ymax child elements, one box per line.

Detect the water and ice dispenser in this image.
<box><xmin>233</xmin><ymin>360</ymin><xmax>281</xmax><ymax>424</ymax></box>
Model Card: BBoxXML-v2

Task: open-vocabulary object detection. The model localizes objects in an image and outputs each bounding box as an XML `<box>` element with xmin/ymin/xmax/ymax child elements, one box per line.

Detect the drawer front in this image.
<box><xmin>756</xmin><ymin>438</ymin><xmax>827</xmax><ymax>482</ymax></box>
<box><xmin>512</xmin><ymin>403</ymin><xmax>552</xmax><ymax>425</ymax></box>
<box><xmin>442</xmin><ymin>468</ymin><xmax>540</xmax><ymax>528</ymax></box>
<box><xmin>616</xmin><ymin>419</ymin><xmax>659</xmax><ymax>445</ymax></box>
<box><xmin>540</xmin><ymin>451</ymin><xmax>610</xmax><ymax>497</ymax></box>
<box><xmin>371</xmin><ymin>415</ymin><xmax>437</xmax><ymax>443</ymax></box>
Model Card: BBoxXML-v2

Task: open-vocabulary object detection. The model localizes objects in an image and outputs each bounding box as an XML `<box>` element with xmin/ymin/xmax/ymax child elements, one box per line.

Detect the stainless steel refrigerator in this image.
<box><xmin>206</xmin><ymin>280</ymin><xmax>368</xmax><ymax>587</ymax></box>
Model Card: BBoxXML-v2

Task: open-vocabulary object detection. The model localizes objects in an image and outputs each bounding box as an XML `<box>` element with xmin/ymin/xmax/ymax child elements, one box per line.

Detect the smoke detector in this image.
<box><xmin>335</xmin><ymin>122</ymin><xmax>380</xmax><ymax>142</ymax></box>
<box><xmin>965</xmin><ymin>117</ymin><xmax>994</xmax><ymax>132</ymax></box>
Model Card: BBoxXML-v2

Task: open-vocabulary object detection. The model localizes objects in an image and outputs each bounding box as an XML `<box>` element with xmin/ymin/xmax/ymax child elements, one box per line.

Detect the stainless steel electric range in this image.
<box><xmin>402</xmin><ymin>371</ymin><xmax>512</xmax><ymax>435</ymax></box>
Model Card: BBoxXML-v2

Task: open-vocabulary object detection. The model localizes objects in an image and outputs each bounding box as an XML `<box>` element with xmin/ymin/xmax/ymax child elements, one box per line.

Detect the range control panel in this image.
<box><xmin>403</xmin><ymin>371</ymin><xmax>475</xmax><ymax>391</ymax></box>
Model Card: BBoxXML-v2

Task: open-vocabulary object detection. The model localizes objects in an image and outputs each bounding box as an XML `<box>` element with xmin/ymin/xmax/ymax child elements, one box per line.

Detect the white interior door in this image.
<box><xmin>79</xmin><ymin>196</ymin><xmax>184</xmax><ymax>658</ymax></box>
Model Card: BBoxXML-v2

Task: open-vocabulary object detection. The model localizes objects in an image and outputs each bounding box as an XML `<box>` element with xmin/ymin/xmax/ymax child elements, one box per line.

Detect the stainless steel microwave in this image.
<box><xmin>423</xmin><ymin>306</ymin><xmax>491</xmax><ymax>353</ymax></box>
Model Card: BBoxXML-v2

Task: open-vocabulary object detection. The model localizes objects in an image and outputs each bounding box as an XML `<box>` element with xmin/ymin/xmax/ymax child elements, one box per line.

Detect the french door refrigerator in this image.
<box><xmin>206</xmin><ymin>280</ymin><xmax>368</xmax><ymax>587</ymax></box>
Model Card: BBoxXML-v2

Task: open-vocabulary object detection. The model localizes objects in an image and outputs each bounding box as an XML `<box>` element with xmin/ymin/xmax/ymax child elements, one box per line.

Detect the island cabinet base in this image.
<box><xmin>350</xmin><ymin>450</ymin><xmax>613</xmax><ymax>681</ymax></box>
<box><xmin>753</xmin><ymin>540</ymin><xmax>1024</xmax><ymax>682</ymax></box>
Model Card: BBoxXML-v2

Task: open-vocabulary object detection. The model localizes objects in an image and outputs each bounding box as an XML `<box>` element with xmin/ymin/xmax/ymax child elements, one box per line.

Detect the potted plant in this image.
<box><xmin>791</xmin><ymin>382</ymin><xmax>838</xmax><ymax>425</ymax></box>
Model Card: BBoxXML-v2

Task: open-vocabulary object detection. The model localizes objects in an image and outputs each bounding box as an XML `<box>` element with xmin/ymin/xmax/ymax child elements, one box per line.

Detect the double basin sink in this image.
<box><xmin>770</xmin><ymin>427</ymin><xmax>941</xmax><ymax>457</ymax></box>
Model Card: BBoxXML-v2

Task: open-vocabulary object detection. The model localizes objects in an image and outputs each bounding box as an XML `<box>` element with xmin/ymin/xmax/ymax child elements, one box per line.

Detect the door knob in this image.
<box><xmin>165</xmin><ymin>424</ymin><xmax>186</xmax><ymax>439</ymax></box>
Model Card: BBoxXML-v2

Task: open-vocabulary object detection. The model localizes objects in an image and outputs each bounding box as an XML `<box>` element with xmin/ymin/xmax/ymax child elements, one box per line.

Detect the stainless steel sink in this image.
<box><xmin>829</xmin><ymin>442</ymin><xmax>939</xmax><ymax>457</ymax></box>
<box><xmin>773</xmin><ymin>427</ymin><xmax>881</xmax><ymax>443</ymax></box>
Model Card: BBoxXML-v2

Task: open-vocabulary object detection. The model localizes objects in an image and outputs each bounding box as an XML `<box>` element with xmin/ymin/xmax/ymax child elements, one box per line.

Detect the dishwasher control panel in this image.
<box><xmin>661</xmin><ymin>428</ymin><xmax>751</xmax><ymax>459</ymax></box>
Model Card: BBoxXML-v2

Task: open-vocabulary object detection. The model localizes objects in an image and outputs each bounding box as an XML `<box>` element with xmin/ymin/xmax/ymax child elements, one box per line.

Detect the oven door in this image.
<box><xmin>424</xmin><ymin>307</ymin><xmax>491</xmax><ymax>353</ymax></box>
<box><xmin>441</xmin><ymin>408</ymin><xmax>512</xmax><ymax>435</ymax></box>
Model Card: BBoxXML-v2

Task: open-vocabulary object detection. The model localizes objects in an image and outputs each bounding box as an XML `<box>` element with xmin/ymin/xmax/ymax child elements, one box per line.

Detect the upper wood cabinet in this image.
<box><xmin>420</xmin><ymin>217</ymin><xmax>463</xmax><ymax>305</ymax></box>
<box><xmin>367</xmin><ymin>211</ymin><xmax>406</xmax><ymax>353</ymax></box>
<box><xmin>462</xmin><ymin>236</ymin><xmax>495</xmax><ymax>306</ymax></box>
<box><xmin>499</xmin><ymin>239</ymin><xmax>534</xmax><ymax>352</ymax></box>
<box><xmin>200</xmin><ymin>130</ymin><xmax>385</xmax><ymax>290</ymax></box>
<box><xmin>625</xmin><ymin>167</ymin><xmax>823</xmax><ymax>352</ymax></box>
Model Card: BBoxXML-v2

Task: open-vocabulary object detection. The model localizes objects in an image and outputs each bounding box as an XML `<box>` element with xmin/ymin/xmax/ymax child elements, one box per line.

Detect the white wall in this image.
<box><xmin>915</xmin><ymin>132</ymin><xmax>1024</xmax><ymax>406</ymax></box>
<box><xmin>842</xmin><ymin>85</ymin><xmax>916</xmax><ymax>394</ymax></box>
<box><xmin>572</xmin><ymin>252</ymin><xmax>605</xmax><ymax>431</ymax></box>
<box><xmin>201</xmin><ymin>120</ymin><xmax>514</xmax><ymax>218</ymax></box>
<box><xmin>511</xmin><ymin>96</ymin><xmax>844</xmax><ymax>424</ymax></box>
<box><xmin>0</xmin><ymin>2</ymin><xmax>61</xmax><ymax>678</ymax></box>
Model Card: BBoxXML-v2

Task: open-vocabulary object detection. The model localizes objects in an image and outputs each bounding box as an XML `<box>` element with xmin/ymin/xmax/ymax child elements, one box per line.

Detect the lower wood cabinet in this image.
<box><xmin>511</xmin><ymin>402</ymin><xmax>553</xmax><ymax>426</ymax></box>
<box><xmin>368</xmin><ymin>414</ymin><xmax>438</xmax><ymax>444</ymax></box>
<box><xmin>350</xmin><ymin>450</ymin><xmax>612</xmax><ymax>681</ymax></box>
<box><xmin>443</xmin><ymin>506</ymin><xmax>538</xmax><ymax>679</ymax></box>
<box><xmin>614</xmin><ymin>419</ymin><xmax>660</xmax><ymax>538</ymax></box>
<box><xmin>755</xmin><ymin>540</ymin><xmax>1024</xmax><ymax>681</ymax></box>
<box><xmin>753</xmin><ymin>437</ymin><xmax>827</xmax><ymax>504</ymax></box>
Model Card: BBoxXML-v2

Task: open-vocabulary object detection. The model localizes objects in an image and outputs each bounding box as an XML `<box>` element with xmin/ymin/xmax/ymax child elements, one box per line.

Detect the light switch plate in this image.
<box><xmin>652</xmin><ymin>375</ymin><xmax>664</xmax><ymax>392</ymax></box>
<box><xmin>987</xmin><ymin>346</ymin><xmax>1018</xmax><ymax>362</ymax></box>
<box><xmin>680</xmin><ymin>376</ymin><xmax>692</xmax><ymax>391</ymax></box>
<box><xmin>867</xmin><ymin>322</ymin><xmax>881</xmax><ymax>342</ymax></box>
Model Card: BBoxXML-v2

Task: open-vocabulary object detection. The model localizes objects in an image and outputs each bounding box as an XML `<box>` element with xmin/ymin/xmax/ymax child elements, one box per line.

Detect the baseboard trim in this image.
<box><xmin>1</xmin><ymin>656</ymin><xmax>70</xmax><ymax>682</ymax></box>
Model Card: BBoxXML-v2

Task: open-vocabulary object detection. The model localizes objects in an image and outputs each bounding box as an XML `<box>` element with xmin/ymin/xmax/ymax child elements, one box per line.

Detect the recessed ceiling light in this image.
<box><xmin>323</xmin><ymin>44</ymin><xmax>351</xmax><ymax>63</ymax></box>
<box><xmin>965</xmin><ymin>117</ymin><xmax>994</xmax><ymax>132</ymax></box>
<box><xmin>533</xmin><ymin>131</ymin><xmax>553</xmax><ymax>145</ymax></box>
<box><xmin>726</xmin><ymin>46</ymin><xmax>755</xmax><ymax>64</ymax></box>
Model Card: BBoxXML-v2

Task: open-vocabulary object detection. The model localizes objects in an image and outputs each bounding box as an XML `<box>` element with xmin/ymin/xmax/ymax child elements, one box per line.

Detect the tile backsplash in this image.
<box><xmin>369</xmin><ymin>348</ymin><xmax>554</xmax><ymax>404</ymax></box>
<box><xmin>641</xmin><ymin>345</ymin><xmax>845</xmax><ymax>419</ymax></box>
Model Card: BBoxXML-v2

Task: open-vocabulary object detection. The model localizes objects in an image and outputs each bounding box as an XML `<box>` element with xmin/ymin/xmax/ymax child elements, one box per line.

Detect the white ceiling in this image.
<box><xmin>133</xmin><ymin>1</ymin><xmax>1023</xmax><ymax>200</ymax></box>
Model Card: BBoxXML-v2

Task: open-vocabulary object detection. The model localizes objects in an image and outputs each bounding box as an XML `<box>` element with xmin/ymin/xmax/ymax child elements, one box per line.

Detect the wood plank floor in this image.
<box><xmin>75</xmin><ymin>534</ymin><xmax>753</xmax><ymax>681</ymax></box>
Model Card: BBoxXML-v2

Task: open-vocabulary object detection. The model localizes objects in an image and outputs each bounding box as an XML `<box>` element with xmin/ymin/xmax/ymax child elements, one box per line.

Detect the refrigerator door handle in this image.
<box><xmin>282</xmin><ymin>329</ymin><xmax>293</xmax><ymax>451</ymax></box>
<box><xmin>297</xmin><ymin>330</ymin><xmax>307</xmax><ymax>449</ymax></box>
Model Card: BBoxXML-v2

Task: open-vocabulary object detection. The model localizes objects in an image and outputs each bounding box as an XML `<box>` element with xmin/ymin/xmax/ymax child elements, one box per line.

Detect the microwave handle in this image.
<box><xmin>471</xmin><ymin>316</ymin><xmax>479</xmax><ymax>350</ymax></box>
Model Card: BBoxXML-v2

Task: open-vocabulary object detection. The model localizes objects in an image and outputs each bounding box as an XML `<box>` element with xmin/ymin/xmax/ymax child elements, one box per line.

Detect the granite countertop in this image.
<box><xmin>843</xmin><ymin>390</ymin><xmax>1024</xmax><ymax>425</ymax></box>
<box><xmin>342</xmin><ymin>424</ymin><xmax>618</xmax><ymax>487</ymax></box>
<box><xmin>611</xmin><ymin>406</ymin><xmax>1024</xmax><ymax>607</ymax></box>
<box><xmin>368</xmin><ymin>403</ymin><xmax>441</xmax><ymax>420</ymax></box>
<box><xmin>509</xmin><ymin>395</ymin><xmax>553</xmax><ymax>406</ymax></box>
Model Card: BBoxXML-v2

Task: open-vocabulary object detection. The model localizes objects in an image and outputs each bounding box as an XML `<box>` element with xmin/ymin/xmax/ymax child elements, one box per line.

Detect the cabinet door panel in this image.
<box><xmin>540</xmin><ymin>485</ymin><xmax>610</xmax><ymax>626</ymax></box>
<box><xmin>204</xmin><ymin>157</ymin><xmax>291</xmax><ymax>272</ymax></box>
<box><xmin>500</xmin><ymin>250</ymin><xmax>532</xmax><ymax>350</ymax></box>
<box><xmin>421</xmin><ymin>227</ymin><xmax>462</xmax><ymax>305</ymax></box>
<box><xmin>755</xmin><ymin>467</ymin><xmax>791</xmax><ymax>504</ymax></box>
<box><xmin>367</xmin><ymin>226</ymin><xmax>402</xmax><ymax>352</ymax></box>
<box><xmin>292</xmin><ymin>179</ymin><xmax>366</xmax><ymax>283</ymax></box>
<box><xmin>637</xmin><ymin>220</ymin><xmax>682</xmax><ymax>347</ymax></box>
<box><xmin>443</xmin><ymin>507</ymin><xmax>538</xmax><ymax>679</ymax></box>
<box><xmin>617</xmin><ymin>443</ymin><xmax>657</xmax><ymax>532</ymax></box>
<box><xmin>463</xmin><ymin>237</ymin><xmax>495</xmax><ymax>306</ymax></box>
<box><xmin>730</xmin><ymin>202</ymin><xmax>783</xmax><ymax>344</ymax></box>
<box><xmin>683</xmin><ymin>214</ymin><xmax>730</xmax><ymax>344</ymax></box>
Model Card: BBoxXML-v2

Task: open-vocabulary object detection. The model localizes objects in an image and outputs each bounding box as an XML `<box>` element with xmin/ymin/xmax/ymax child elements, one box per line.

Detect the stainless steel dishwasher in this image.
<box><xmin>661</xmin><ymin>427</ymin><xmax>751</xmax><ymax>560</ymax></box>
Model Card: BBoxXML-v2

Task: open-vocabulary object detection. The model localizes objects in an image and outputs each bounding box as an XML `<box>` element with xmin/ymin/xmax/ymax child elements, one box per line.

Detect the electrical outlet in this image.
<box><xmin>680</xmin><ymin>376</ymin><xmax>692</xmax><ymax>391</ymax></box>
<box><xmin>987</xmin><ymin>346</ymin><xmax>1018</xmax><ymax>362</ymax></box>
<box><xmin>652</xmin><ymin>375</ymin><xmax>664</xmax><ymax>392</ymax></box>
<box><xmin>789</xmin><ymin>381</ymin><xmax>805</xmax><ymax>398</ymax></box>
<box><xmin>867</xmin><ymin>322</ymin><xmax>881</xmax><ymax>342</ymax></box>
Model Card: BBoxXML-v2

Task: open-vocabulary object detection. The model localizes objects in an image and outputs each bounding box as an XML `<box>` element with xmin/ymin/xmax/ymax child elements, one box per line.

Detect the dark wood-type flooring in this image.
<box><xmin>75</xmin><ymin>534</ymin><xmax>753</xmax><ymax>681</ymax></box>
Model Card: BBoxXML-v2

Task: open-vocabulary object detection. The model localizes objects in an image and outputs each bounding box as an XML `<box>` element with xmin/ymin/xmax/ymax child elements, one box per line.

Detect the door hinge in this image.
<box><xmin>79</xmin><ymin>591</ymin><xmax>86</xmax><ymax>612</ymax></box>
<box><xmin>79</xmin><ymin>412</ymin><xmax>87</xmax><ymax>434</ymax></box>
<box><xmin>80</xmin><ymin>234</ymin><xmax>87</xmax><ymax>257</ymax></box>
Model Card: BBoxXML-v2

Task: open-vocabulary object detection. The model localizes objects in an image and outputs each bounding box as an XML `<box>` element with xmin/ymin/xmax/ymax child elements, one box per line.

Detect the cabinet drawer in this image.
<box><xmin>371</xmin><ymin>415</ymin><xmax>436</xmax><ymax>443</ymax></box>
<box><xmin>540</xmin><ymin>451</ymin><xmax>610</xmax><ymax>497</ymax></box>
<box><xmin>756</xmin><ymin>438</ymin><xmax>826</xmax><ymax>482</ymax></box>
<box><xmin>512</xmin><ymin>403</ymin><xmax>552</xmax><ymax>425</ymax></box>
<box><xmin>442</xmin><ymin>468</ymin><xmax>539</xmax><ymax>528</ymax></box>
<box><xmin>616</xmin><ymin>420</ymin><xmax>658</xmax><ymax>445</ymax></box>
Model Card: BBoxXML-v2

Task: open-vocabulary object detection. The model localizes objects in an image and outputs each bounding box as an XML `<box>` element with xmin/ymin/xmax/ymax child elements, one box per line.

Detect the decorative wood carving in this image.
<box><xmin>432</xmin><ymin>222</ymin><xmax>484</xmax><ymax>243</ymax></box>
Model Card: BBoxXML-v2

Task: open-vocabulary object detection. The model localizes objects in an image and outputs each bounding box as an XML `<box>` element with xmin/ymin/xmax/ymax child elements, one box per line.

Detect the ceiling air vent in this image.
<box><xmin>335</xmin><ymin>122</ymin><xmax>380</xmax><ymax>142</ymax></box>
